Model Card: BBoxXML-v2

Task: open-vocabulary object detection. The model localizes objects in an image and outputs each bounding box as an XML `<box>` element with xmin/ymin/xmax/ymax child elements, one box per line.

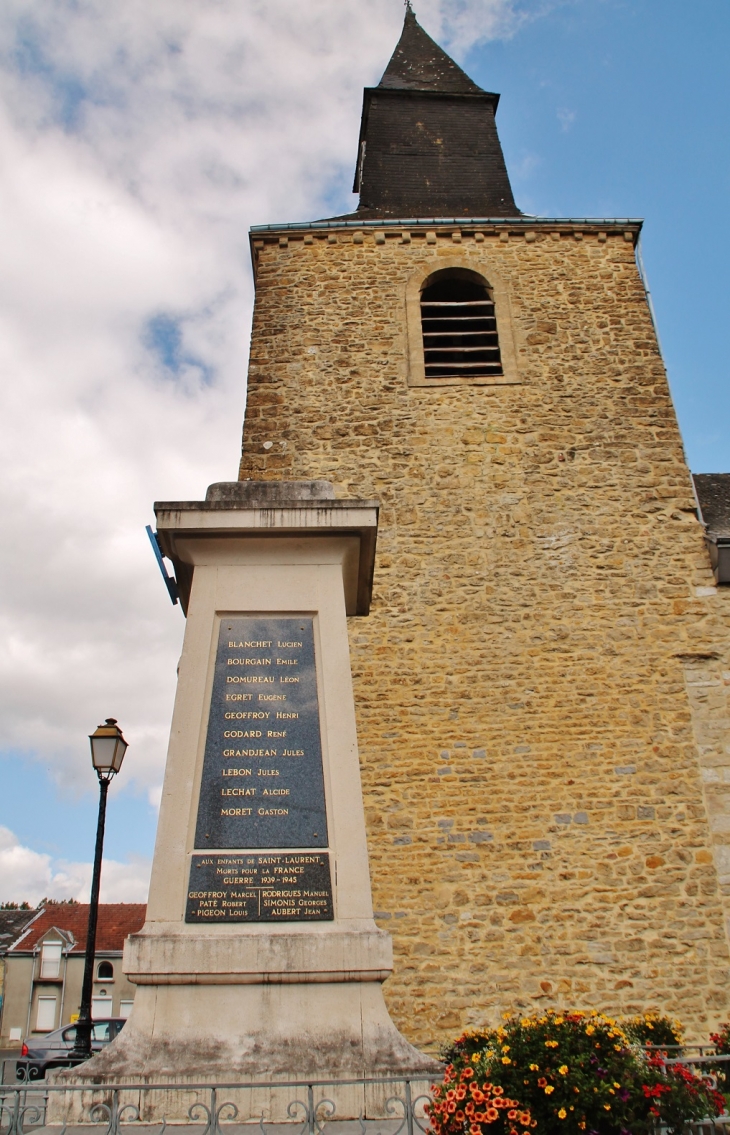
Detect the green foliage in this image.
<box><xmin>432</xmin><ymin>1010</ymin><xmax>724</xmax><ymax>1135</ymax></box>
<box><xmin>622</xmin><ymin>1014</ymin><xmax>683</xmax><ymax>1049</ymax></box>
<box><xmin>708</xmin><ymin>1022</ymin><xmax>730</xmax><ymax>1090</ymax></box>
<box><xmin>0</xmin><ymin>901</ymin><xmax>32</xmax><ymax>909</ymax></box>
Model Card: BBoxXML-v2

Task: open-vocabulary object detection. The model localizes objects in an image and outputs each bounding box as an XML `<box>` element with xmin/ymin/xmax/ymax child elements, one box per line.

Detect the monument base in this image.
<box><xmin>51</xmin><ymin>979</ymin><xmax>439</xmax><ymax>1121</ymax></box>
<box><xmin>63</xmin><ymin>980</ymin><xmax>438</xmax><ymax>1082</ymax></box>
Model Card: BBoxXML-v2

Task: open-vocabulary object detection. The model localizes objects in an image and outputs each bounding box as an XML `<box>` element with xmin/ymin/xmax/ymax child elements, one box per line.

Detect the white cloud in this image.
<box><xmin>0</xmin><ymin>828</ymin><xmax>149</xmax><ymax>905</ymax></box>
<box><xmin>0</xmin><ymin>0</ymin><xmax>539</xmax><ymax>882</ymax></box>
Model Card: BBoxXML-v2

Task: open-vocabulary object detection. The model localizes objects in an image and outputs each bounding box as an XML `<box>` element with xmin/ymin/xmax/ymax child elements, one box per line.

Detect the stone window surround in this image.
<box><xmin>405</xmin><ymin>254</ymin><xmax>521</xmax><ymax>388</ymax></box>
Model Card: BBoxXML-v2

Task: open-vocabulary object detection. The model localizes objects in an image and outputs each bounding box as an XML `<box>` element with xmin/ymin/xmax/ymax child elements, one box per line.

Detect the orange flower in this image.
<box><xmin>486</xmin><ymin>1107</ymin><xmax>499</xmax><ymax>1122</ymax></box>
<box><xmin>537</xmin><ymin>1078</ymin><xmax>547</xmax><ymax>1088</ymax></box>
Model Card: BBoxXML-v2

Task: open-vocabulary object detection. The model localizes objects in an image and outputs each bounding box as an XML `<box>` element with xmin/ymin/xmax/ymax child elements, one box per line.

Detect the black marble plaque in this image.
<box><xmin>194</xmin><ymin>617</ymin><xmax>329</xmax><ymax>850</ymax></box>
<box><xmin>186</xmin><ymin>852</ymin><xmax>334</xmax><ymax>922</ymax></box>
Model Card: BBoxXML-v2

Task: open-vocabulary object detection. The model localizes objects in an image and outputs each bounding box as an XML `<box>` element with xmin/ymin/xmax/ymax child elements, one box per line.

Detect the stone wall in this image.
<box><xmin>238</xmin><ymin>223</ymin><xmax>730</xmax><ymax>1047</ymax></box>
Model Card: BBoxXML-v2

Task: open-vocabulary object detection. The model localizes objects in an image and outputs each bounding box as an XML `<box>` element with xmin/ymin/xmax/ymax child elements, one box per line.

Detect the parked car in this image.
<box><xmin>16</xmin><ymin>1018</ymin><xmax>127</xmax><ymax>1080</ymax></box>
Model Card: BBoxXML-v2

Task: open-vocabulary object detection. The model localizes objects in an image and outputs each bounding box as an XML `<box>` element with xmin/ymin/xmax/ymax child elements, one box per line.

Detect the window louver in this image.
<box><xmin>420</xmin><ymin>276</ymin><xmax>502</xmax><ymax>379</ymax></box>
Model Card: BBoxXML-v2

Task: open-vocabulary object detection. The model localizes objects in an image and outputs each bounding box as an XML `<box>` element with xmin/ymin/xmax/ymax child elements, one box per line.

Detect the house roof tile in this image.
<box><xmin>9</xmin><ymin>904</ymin><xmax>146</xmax><ymax>954</ymax></box>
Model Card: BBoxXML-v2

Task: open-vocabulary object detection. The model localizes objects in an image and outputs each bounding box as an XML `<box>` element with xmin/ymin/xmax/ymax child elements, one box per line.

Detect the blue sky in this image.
<box><xmin>466</xmin><ymin>0</ymin><xmax>730</xmax><ymax>472</ymax></box>
<box><xmin>0</xmin><ymin>0</ymin><xmax>727</xmax><ymax>903</ymax></box>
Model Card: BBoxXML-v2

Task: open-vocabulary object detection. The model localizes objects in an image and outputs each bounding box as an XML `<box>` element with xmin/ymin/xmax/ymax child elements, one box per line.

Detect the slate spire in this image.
<box><xmin>347</xmin><ymin>6</ymin><xmax>520</xmax><ymax>219</ymax></box>
<box><xmin>379</xmin><ymin>6</ymin><xmax>484</xmax><ymax>95</ymax></box>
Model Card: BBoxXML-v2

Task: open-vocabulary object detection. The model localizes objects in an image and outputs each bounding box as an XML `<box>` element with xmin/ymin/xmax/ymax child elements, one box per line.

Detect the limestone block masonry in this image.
<box><xmin>238</xmin><ymin>221</ymin><xmax>730</xmax><ymax>1047</ymax></box>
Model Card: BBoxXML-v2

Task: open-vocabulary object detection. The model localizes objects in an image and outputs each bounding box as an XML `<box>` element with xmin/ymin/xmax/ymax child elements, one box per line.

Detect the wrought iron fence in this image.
<box><xmin>0</xmin><ymin>1076</ymin><xmax>436</xmax><ymax>1135</ymax></box>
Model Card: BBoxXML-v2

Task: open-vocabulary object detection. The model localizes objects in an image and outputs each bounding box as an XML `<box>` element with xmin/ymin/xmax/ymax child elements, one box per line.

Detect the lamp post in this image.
<box><xmin>72</xmin><ymin>718</ymin><xmax>128</xmax><ymax>1062</ymax></box>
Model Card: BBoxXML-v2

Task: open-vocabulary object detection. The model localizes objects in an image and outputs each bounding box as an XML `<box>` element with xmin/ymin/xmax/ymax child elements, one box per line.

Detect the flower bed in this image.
<box><xmin>427</xmin><ymin>1011</ymin><xmax>725</xmax><ymax>1135</ymax></box>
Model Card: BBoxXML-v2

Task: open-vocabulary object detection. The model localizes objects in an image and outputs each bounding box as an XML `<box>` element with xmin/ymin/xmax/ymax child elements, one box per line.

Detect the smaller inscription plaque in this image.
<box><xmin>186</xmin><ymin>852</ymin><xmax>334</xmax><ymax>922</ymax></box>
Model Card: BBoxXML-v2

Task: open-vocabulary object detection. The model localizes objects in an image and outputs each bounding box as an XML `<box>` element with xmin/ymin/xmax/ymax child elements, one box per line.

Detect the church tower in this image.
<box><xmin>239</xmin><ymin>10</ymin><xmax>730</xmax><ymax>1044</ymax></box>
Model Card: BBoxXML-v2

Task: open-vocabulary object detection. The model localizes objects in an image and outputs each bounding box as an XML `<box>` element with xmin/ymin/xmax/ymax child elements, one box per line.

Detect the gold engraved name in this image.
<box><xmin>227</xmin><ymin>676</ymin><xmax>274</xmax><ymax>684</ymax></box>
<box><xmin>221</xmin><ymin>807</ymin><xmax>253</xmax><ymax>816</ymax></box>
<box><xmin>260</xmin><ymin>694</ymin><xmax>286</xmax><ymax>701</ymax></box>
<box><xmin>223</xmin><ymin>748</ymin><xmax>277</xmax><ymax>757</ymax></box>
<box><xmin>263</xmin><ymin>788</ymin><xmax>290</xmax><ymax>796</ymax></box>
<box><xmin>258</xmin><ymin>807</ymin><xmax>288</xmax><ymax>816</ymax></box>
<box><xmin>277</xmin><ymin>641</ymin><xmax>302</xmax><ymax>648</ymax></box>
<box><xmin>225</xmin><ymin>694</ymin><xmax>253</xmax><ymax>702</ymax></box>
<box><xmin>228</xmin><ymin>641</ymin><xmax>272</xmax><ymax>648</ymax></box>
<box><xmin>228</xmin><ymin>658</ymin><xmax>271</xmax><ymax>666</ymax></box>
<box><xmin>221</xmin><ymin>787</ymin><xmax>256</xmax><ymax>797</ymax></box>
<box><xmin>267</xmin><ymin>730</ymin><xmax>286</xmax><ymax>737</ymax></box>
<box><xmin>222</xmin><ymin>768</ymin><xmax>252</xmax><ymax>776</ymax></box>
<box><xmin>276</xmin><ymin>658</ymin><xmax>298</xmax><ymax>666</ymax></box>
<box><xmin>277</xmin><ymin>712</ymin><xmax>298</xmax><ymax>719</ymax></box>
<box><xmin>280</xmin><ymin>677</ymin><xmax>299</xmax><ymax>684</ymax></box>
<box><xmin>225</xmin><ymin>711</ymin><xmax>268</xmax><ymax>719</ymax></box>
<box><xmin>282</xmin><ymin>749</ymin><xmax>304</xmax><ymax>757</ymax></box>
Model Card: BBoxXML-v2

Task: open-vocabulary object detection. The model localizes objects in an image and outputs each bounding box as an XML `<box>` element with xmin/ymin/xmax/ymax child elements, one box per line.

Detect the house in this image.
<box><xmin>0</xmin><ymin>909</ymin><xmax>39</xmax><ymax>1041</ymax></box>
<box><xmin>0</xmin><ymin>903</ymin><xmax>145</xmax><ymax>1046</ymax></box>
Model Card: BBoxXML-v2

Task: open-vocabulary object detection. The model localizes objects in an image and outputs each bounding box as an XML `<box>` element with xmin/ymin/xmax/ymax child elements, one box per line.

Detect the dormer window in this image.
<box><xmin>420</xmin><ymin>269</ymin><xmax>502</xmax><ymax>380</ymax></box>
<box><xmin>97</xmin><ymin>960</ymin><xmax>114</xmax><ymax>980</ymax></box>
<box><xmin>39</xmin><ymin>940</ymin><xmax>62</xmax><ymax>979</ymax></box>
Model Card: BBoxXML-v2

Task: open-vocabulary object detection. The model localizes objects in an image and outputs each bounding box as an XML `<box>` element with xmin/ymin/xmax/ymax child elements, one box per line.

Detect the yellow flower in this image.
<box><xmin>545</xmin><ymin>1040</ymin><xmax>559</xmax><ymax>1048</ymax></box>
<box><xmin>579</xmin><ymin>1123</ymin><xmax>586</xmax><ymax>1130</ymax></box>
<box><xmin>529</xmin><ymin>1064</ymin><xmax>539</xmax><ymax>1071</ymax></box>
<box><xmin>502</xmin><ymin>1057</ymin><xmax>512</xmax><ymax>1065</ymax></box>
<box><xmin>585</xmin><ymin>1026</ymin><xmax>595</xmax><ymax>1036</ymax></box>
<box><xmin>558</xmin><ymin>1109</ymin><xmax>567</xmax><ymax>1120</ymax></box>
<box><xmin>559</xmin><ymin>1066</ymin><xmax>568</xmax><ymax>1075</ymax></box>
<box><xmin>555</xmin><ymin>1018</ymin><xmax>564</xmax><ymax>1025</ymax></box>
<box><xmin>471</xmin><ymin>1055</ymin><xmax>479</xmax><ymax>1063</ymax></box>
<box><xmin>545</xmin><ymin>1086</ymin><xmax>555</xmax><ymax>1096</ymax></box>
<box><xmin>502</xmin><ymin>1046</ymin><xmax>510</xmax><ymax>1053</ymax></box>
<box><xmin>613</xmin><ymin>1083</ymin><xmax>620</xmax><ymax>1089</ymax></box>
<box><xmin>604</xmin><ymin>1105</ymin><xmax>611</xmax><ymax>1111</ymax></box>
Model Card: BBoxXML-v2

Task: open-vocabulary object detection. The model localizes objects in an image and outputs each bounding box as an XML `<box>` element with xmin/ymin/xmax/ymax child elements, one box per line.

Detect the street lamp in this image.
<box><xmin>72</xmin><ymin>719</ymin><xmax>128</xmax><ymax>1062</ymax></box>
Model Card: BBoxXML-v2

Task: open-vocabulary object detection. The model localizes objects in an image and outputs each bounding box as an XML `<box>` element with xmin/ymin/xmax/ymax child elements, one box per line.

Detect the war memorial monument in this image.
<box><xmin>66</xmin><ymin>4</ymin><xmax>730</xmax><ymax>1099</ymax></box>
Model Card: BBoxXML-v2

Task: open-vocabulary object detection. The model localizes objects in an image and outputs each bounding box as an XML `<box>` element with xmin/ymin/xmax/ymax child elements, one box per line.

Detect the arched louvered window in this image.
<box><xmin>420</xmin><ymin>270</ymin><xmax>502</xmax><ymax>380</ymax></box>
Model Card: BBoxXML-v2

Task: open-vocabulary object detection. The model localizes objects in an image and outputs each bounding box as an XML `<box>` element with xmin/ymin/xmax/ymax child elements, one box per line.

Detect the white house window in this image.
<box><xmin>91</xmin><ymin>995</ymin><xmax>113</xmax><ymax>1019</ymax></box>
<box><xmin>36</xmin><ymin>996</ymin><xmax>57</xmax><ymax>1031</ymax></box>
<box><xmin>39</xmin><ymin>941</ymin><xmax>62</xmax><ymax>979</ymax></box>
<box><xmin>119</xmin><ymin>1000</ymin><xmax>134</xmax><ymax>1019</ymax></box>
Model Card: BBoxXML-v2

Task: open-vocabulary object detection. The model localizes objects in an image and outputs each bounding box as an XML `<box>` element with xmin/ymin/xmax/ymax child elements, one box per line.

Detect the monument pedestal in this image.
<box><xmin>60</xmin><ymin>482</ymin><xmax>438</xmax><ymax>1112</ymax></box>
